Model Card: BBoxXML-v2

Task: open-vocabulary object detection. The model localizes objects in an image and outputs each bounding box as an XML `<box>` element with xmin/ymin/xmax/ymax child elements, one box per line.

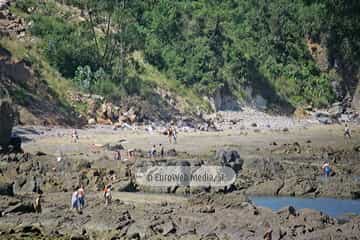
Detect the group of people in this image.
<box><xmin>319</xmin><ymin>124</ymin><xmax>352</xmax><ymax>178</ymax></box>
<box><xmin>318</xmin><ymin>123</ymin><xmax>352</xmax><ymax>178</ymax></box>
<box><xmin>113</xmin><ymin>149</ymin><xmax>136</xmax><ymax>161</ymax></box>
<box><xmin>71</xmin><ymin>184</ymin><xmax>113</xmax><ymax>212</ymax></box>
<box><xmin>150</xmin><ymin>144</ymin><xmax>165</xmax><ymax>158</ymax></box>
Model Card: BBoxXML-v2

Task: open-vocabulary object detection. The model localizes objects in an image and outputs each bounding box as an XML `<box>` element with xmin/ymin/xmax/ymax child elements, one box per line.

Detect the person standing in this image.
<box><xmin>71</xmin><ymin>189</ymin><xmax>80</xmax><ymax>212</ymax></box>
<box><xmin>113</xmin><ymin>151</ymin><xmax>121</xmax><ymax>161</ymax></box>
<box><xmin>71</xmin><ymin>129</ymin><xmax>79</xmax><ymax>143</ymax></box>
<box><xmin>263</xmin><ymin>222</ymin><xmax>273</xmax><ymax>240</ymax></box>
<box><xmin>78</xmin><ymin>185</ymin><xmax>85</xmax><ymax>209</ymax></box>
<box><xmin>159</xmin><ymin>144</ymin><xmax>164</xmax><ymax>158</ymax></box>
<box><xmin>151</xmin><ymin>145</ymin><xmax>157</xmax><ymax>158</ymax></box>
<box><xmin>322</xmin><ymin>161</ymin><xmax>332</xmax><ymax>177</ymax></box>
<box><xmin>167</xmin><ymin>127</ymin><xmax>173</xmax><ymax>144</ymax></box>
<box><xmin>33</xmin><ymin>194</ymin><xmax>42</xmax><ymax>213</ymax></box>
<box><xmin>172</xmin><ymin>127</ymin><xmax>177</xmax><ymax>144</ymax></box>
<box><xmin>344</xmin><ymin>124</ymin><xmax>352</xmax><ymax>140</ymax></box>
<box><xmin>104</xmin><ymin>185</ymin><xmax>112</xmax><ymax>205</ymax></box>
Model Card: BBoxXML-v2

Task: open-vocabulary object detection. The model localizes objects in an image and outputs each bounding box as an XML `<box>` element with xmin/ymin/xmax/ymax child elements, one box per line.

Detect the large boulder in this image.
<box><xmin>0</xmin><ymin>182</ymin><xmax>14</xmax><ymax>196</ymax></box>
<box><xmin>352</xmin><ymin>79</ymin><xmax>360</xmax><ymax>112</ymax></box>
<box><xmin>1</xmin><ymin>201</ymin><xmax>36</xmax><ymax>216</ymax></box>
<box><xmin>0</xmin><ymin>91</ymin><xmax>15</xmax><ymax>150</ymax></box>
<box><xmin>215</xmin><ymin>149</ymin><xmax>243</xmax><ymax>174</ymax></box>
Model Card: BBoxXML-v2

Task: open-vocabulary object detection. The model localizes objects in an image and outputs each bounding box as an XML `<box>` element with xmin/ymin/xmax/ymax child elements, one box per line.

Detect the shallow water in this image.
<box><xmin>250</xmin><ymin>196</ymin><xmax>360</xmax><ymax>217</ymax></box>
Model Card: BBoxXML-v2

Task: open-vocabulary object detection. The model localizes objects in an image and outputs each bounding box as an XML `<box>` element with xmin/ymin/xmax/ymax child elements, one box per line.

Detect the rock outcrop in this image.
<box><xmin>0</xmin><ymin>90</ymin><xmax>15</xmax><ymax>150</ymax></box>
<box><xmin>0</xmin><ymin>0</ymin><xmax>26</xmax><ymax>38</ymax></box>
<box><xmin>216</xmin><ymin>149</ymin><xmax>243</xmax><ymax>174</ymax></box>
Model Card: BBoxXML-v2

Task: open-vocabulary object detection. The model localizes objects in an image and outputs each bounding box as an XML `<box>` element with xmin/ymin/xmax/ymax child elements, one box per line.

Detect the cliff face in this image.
<box><xmin>306</xmin><ymin>35</ymin><xmax>360</xmax><ymax>110</ymax></box>
<box><xmin>0</xmin><ymin>90</ymin><xmax>14</xmax><ymax>149</ymax></box>
<box><xmin>352</xmin><ymin>77</ymin><xmax>360</xmax><ymax>112</ymax></box>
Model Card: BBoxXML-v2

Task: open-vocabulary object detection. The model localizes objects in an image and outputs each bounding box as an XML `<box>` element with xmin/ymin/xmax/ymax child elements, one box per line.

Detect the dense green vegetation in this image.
<box><xmin>13</xmin><ymin>0</ymin><xmax>360</xmax><ymax>109</ymax></box>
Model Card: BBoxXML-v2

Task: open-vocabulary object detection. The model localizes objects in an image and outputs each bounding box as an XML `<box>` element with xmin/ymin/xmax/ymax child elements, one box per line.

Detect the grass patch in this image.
<box><xmin>0</xmin><ymin>37</ymin><xmax>75</xmax><ymax>103</ymax></box>
<box><xmin>134</xmin><ymin>51</ymin><xmax>211</xmax><ymax>113</ymax></box>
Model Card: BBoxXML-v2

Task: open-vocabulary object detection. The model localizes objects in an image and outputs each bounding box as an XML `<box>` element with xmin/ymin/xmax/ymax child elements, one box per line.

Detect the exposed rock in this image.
<box><xmin>167</xmin><ymin>149</ymin><xmax>177</xmax><ymax>157</ymax></box>
<box><xmin>113</xmin><ymin>180</ymin><xmax>137</xmax><ymax>192</ymax></box>
<box><xmin>70</xmin><ymin>233</ymin><xmax>88</xmax><ymax>240</ymax></box>
<box><xmin>0</xmin><ymin>5</ymin><xmax>26</xmax><ymax>38</ymax></box>
<box><xmin>14</xmin><ymin>175</ymin><xmax>42</xmax><ymax>194</ymax></box>
<box><xmin>294</xmin><ymin>107</ymin><xmax>311</xmax><ymax>119</ymax></box>
<box><xmin>352</xmin><ymin>78</ymin><xmax>360</xmax><ymax>112</ymax></box>
<box><xmin>35</xmin><ymin>151</ymin><xmax>46</xmax><ymax>156</ymax></box>
<box><xmin>351</xmin><ymin>190</ymin><xmax>360</xmax><ymax>199</ymax></box>
<box><xmin>299</xmin><ymin>208</ymin><xmax>334</xmax><ymax>229</ymax></box>
<box><xmin>277</xmin><ymin>206</ymin><xmax>297</xmax><ymax>218</ymax></box>
<box><xmin>126</xmin><ymin>223</ymin><xmax>147</xmax><ymax>240</ymax></box>
<box><xmin>306</xmin><ymin>37</ymin><xmax>329</xmax><ymax>72</ymax></box>
<box><xmin>106</xmin><ymin>143</ymin><xmax>124</xmax><ymax>151</ymax></box>
<box><xmin>15</xmin><ymin>224</ymin><xmax>42</xmax><ymax>235</ymax></box>
<box><xmin>0</xmin><ymin>93</ymin><xmax>15</xmax><ymax>150</ymax></box>
<box><xmin>210</xmin><ymin>87</ymin><xmax>241</xmax><ymax>111</ymax></box>
<box><xmin>279</xmin><ymin>177</ymin><xmax>317</xmax><ymax>196</ymax></box>
<box><xmin>151</xmin><ymin>218</ymin><xmax>177</xmax><ymax>236</ymax></box>
<box><xmin>199</xmin><ymin>205</ymin><xmax>215</xmax><ymax>213</ymax></box>
<box><xmin>87</xmin><ymin>118</ymin><xmax>96</xmax><ymax>125</ymax></box>
<box><xmin>328</xmin><ymin>102</ymin><xmax>343</xmax><ymax>117</ymax></box>
<box><xmin>115</xmin><ymin>210</ymin><xmax>134</xmax><ymax>233</ymax></box>
<box><xmin>215</xmin><ymin>149</ymin><xmax>243</xmax><ymax>174</ymax></box>
<box><xmin>315</xmin><ymin>112</ymin><xmax>335</xmax><ymax>124</ymax></box>
<box><xmin>246</xmin><ymin>179</ymin><xmax>284</xmax><ymax>196</ymax></box>
<box><xmin>0</xmin><ymin>60</ymin><xmax>33</xmax><ymax>83</ymax></box>
<box><xmin>1</xmin><ymin>202</ymin><xmax>35</xmax><ymax>216</ymax></box>
<box><xmin>0</xmin><ymin>182</ymin><xmax>14</xmax><ymax>196</ymax></box>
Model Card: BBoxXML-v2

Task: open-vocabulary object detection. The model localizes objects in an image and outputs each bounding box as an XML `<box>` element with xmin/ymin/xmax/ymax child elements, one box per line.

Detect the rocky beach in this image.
<box><xmin>1</xmin><ymin>112</ymin><xmax>360</xmax><ymax>239</ymax></box>
<box><xmin>1</xmin><ymin>0</ymin><xmax>360</xmax><ymax>239</ymax></box>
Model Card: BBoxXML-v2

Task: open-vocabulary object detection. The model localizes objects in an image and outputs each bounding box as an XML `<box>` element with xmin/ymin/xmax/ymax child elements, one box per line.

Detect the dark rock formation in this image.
<box><xmin>216</xmin><ymin>149</ymin><xmax>243</xmax><ymax>174</ymax></box>
<box><xmin>0</xmin><ymin>92</ymin><xmax>15</xmax><ymax>151</ymax></box>
<box><xmin>0</xmin><ymin>182</ymin><xmax>14</xmax><ymax>196</ymax></box>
